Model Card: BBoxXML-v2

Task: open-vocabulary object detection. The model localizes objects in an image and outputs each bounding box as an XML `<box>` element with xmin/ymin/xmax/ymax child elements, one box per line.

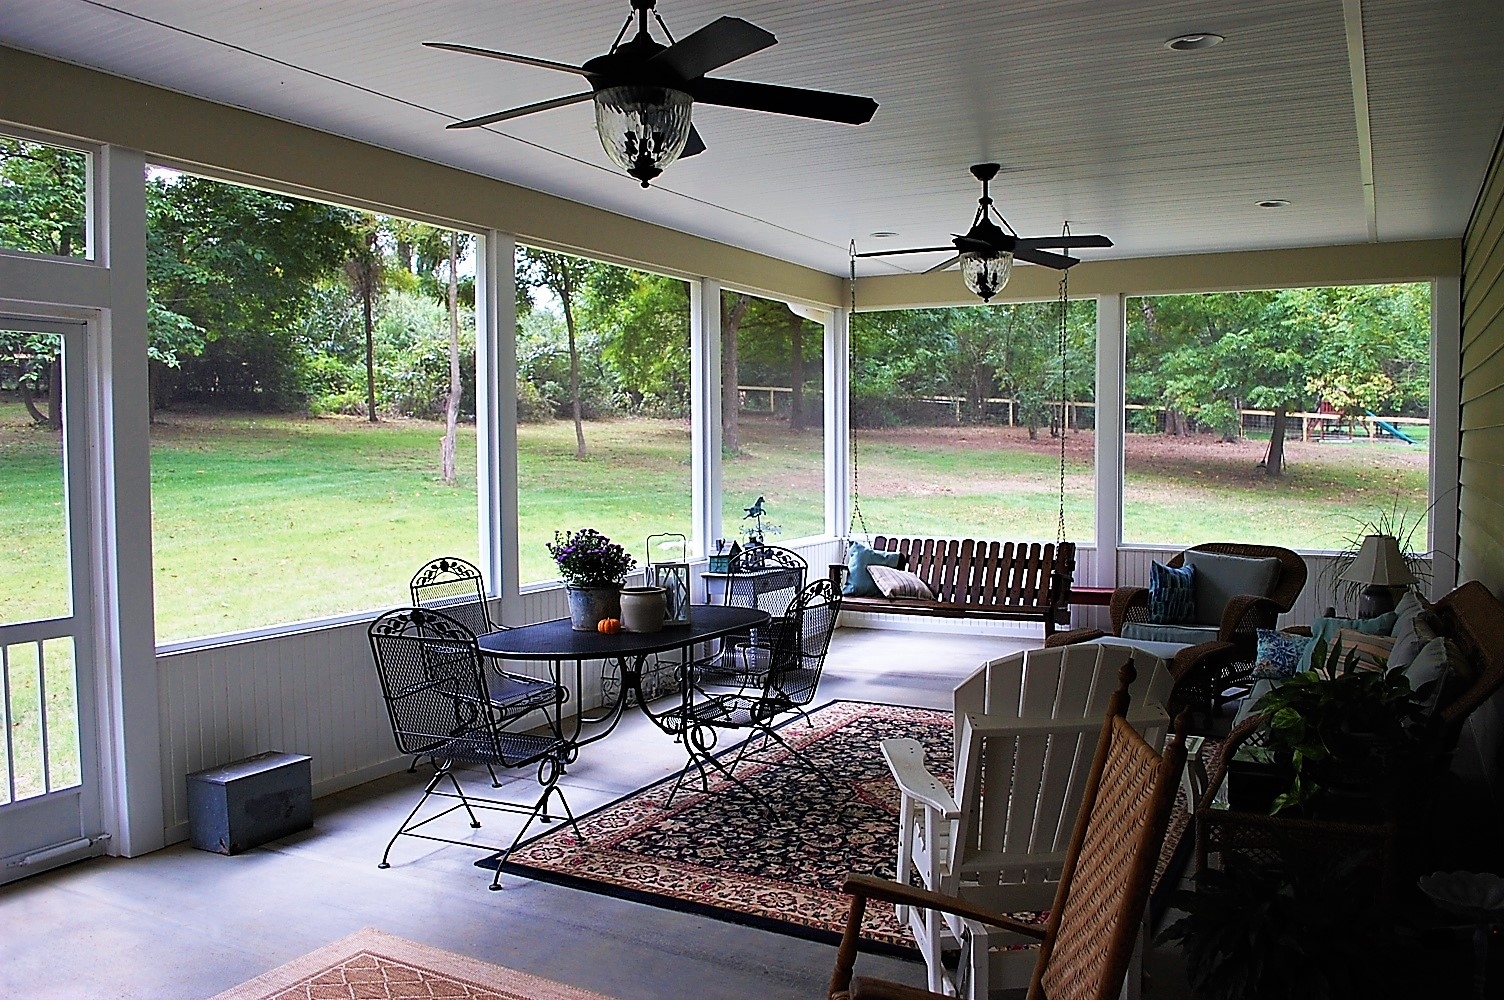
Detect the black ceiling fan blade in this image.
<box><xmin>1013</xmin><ymin>246</ymin><xmax>1080</xmax><ymax>269</ymax></box>
<box><xmin>1015</xmin><ymin>234</ymin><xmax>1114</xmax><ymax>250</ymax></box>
<box><xmin>680</xmin><ymin>126</ymin><xmax>707</xmax><ymax>158</ymax></box>
<box><xmin>424</xmin><ymin>42</ymin><xmax>592</xmax><ymax>78</ymax></box>
<box><xmin>446</xmin><ymin>93</ymin><xmax>593</xmax><ymax>129</ymax></box>
<box><xmin>924</xmin><ymin>255</ymin><xmax>962</xmax><ymax>274</ymax></box>
<box><xmin>854</xmin><ymin>246</ymin><xmax>958</xmax><ymax>258</ymax></box>
<box><xmin>649</xmin><ymin>17</ymin><xmax>775</xmax><ymax>81</ymax></box>
<box><xmin>687</xmin><ymin>77</ymin><xmax>878</xmax><ymax>125</ymax></box>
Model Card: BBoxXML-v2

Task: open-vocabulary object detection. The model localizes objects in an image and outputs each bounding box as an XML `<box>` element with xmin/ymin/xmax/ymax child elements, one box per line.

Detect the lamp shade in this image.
<box><xmin>959</xmin><ymin>251</ymin><xmax>1013</xmax><ymax>301</ymax></box>
<box><xmin>593</xmin><ymin>85</ymin><xmax>693</xmax><ymax>187</ymax></box>
<box><xmin>1340</xmin><ymin>534</ymin><xmax>1418</xmax><ymax>587</ymax></box>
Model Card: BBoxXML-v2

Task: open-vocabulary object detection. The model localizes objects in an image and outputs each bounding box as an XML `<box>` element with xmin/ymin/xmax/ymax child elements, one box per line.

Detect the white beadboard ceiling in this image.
<box><xmin>1</xmin><ymin>0</ymin><xmax>1501</xmax><ymax>277</ymax></box>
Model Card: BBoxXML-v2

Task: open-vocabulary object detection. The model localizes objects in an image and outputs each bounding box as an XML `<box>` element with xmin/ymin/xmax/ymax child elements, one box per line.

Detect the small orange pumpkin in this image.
<box><xmin>596</xmin><ymin>617</ymin><xmax>622</xmax><ymax>634</ymax></box>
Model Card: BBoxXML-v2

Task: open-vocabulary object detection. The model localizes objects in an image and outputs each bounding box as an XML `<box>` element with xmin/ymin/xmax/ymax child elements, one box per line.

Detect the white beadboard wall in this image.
<box><xmin>156</xmin><ymin>539</ymin><xmax>1395</xmax><ymax>843</ymax></box>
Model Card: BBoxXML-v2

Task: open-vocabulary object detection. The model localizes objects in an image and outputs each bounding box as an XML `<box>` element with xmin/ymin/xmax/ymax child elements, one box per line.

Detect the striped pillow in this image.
<box><xmin>1335</xmin><ymin>628</ymin><xmax>1396</xmax><ymax>671</ymax></box>
<box><xmin>867</xmin><ymin>565</ymin><xmax>936</xmax><ymax>600</ymax></box>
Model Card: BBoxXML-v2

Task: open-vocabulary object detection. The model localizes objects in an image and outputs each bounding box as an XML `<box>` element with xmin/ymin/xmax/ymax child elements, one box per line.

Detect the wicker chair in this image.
<box><xmin>829</xmin><ymin>662</ymin><xmax>1188</xmax><ymax>1000</ymax></box>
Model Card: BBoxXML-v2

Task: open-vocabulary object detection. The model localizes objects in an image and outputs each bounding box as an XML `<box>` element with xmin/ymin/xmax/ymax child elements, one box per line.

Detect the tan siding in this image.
<box><xmin>1461</xmin><ymin>122</ymin><xmax>1504</xmax><ymax>596</ymax></box>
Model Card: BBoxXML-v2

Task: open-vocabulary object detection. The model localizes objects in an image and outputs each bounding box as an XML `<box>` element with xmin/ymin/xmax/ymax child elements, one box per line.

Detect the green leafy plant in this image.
<box><xmin>547</xmin><ymin>528</ymin><xmax>636</xmax><ymax>588</ymax></box>
<box><xmin>1322</xmin><ymin>493</ymin><xmax>1434</xmax><ymax>612</ymax></box>
<box><xmin>1252</xmin><ymin>639</ymin><xmax>1427</xmax><ymax>815</ymax></box>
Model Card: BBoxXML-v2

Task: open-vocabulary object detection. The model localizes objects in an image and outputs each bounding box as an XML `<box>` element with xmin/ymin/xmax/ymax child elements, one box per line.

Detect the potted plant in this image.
<box><xmin>548</xmin><ymin>528</ymin><xmax>636</xmax><ymax>631</ymax></box>
<box><xmin>1248</xmin><ymin>639</ymin><xmax>1429</xmax><ymax>817</ymax></box>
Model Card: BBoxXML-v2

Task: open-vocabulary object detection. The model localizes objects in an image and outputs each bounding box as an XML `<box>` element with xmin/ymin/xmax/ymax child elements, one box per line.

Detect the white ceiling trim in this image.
<box><xmin>1344</xmin><ymin>0</ymin><xmax>1378</xmax><ymax>241</ymax></box>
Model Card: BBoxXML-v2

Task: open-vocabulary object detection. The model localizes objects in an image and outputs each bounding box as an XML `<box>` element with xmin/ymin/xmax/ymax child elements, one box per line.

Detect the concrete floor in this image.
<box><xmin>0</xmin><ymin>627</ymin><xmax>1193</xmax><ymax>1000</ymax></box>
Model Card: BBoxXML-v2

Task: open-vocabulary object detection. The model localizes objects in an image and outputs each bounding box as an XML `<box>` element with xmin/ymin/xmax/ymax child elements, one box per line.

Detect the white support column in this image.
<box><xmin>1430</xmin><ymin>275</ymin><xmax>1460</xmax><ymax>597</ymax></box>
<box><xmin>477</xmin><ymin>232</ymin><xmax>519</xmax><ymax>621</ymax></box>
<box><xmin>1095</xmin><ymin>293</ymin><xmax>1126</xmax><ymax>589</ymax></box>
<box><xmin>93</xmin><ymin>145</ymin><xmax>164</xmax><ymax>856</ymax></box>
<box><xmin>826</xmin><ymin>306</ymin><xmax>851</xmax><ymax>539</ymax></box>
<box><xmin>690</xmin><ymin>278</ymin><xmax>723</xmax><ymax>559</ymax></box>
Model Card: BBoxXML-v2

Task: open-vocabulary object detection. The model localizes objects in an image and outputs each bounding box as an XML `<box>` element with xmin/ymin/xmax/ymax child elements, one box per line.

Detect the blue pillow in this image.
<box><xmin>1148</xmin><ymin>561</ymin><xmax>1196</xmax><ymax>624</ymax></box>
<box><xmin>1298</xmin><ymin>612</ymin><xmax>1400</xmax><ymax>672</ymax></box>
<box><xmin>1251</xmin><ymin>628</ymin><xmax>1306</xmax><ymax>680</ymax></box>
<box><xmin>844</xmin><ymin>542</ymin><xmax>903</xmax><ymax>597</ymax></box>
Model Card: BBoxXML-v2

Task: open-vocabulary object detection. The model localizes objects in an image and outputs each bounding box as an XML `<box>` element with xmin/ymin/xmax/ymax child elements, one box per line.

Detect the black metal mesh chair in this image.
<box><xmin>368</xmin><ymin>607</ymin><xmax>579</xmax><ymax>889</ymax></box>
<box><xmin>668</xmin><ymin>579</ymin><xmax>841</xmax><ymax>805</ymax></box>
<box><xmin>694</xmin><ymin>544</ymin><xmax>810</xmax><ymax>687</ymax></box>
<box><xmin>410</xmin><ymin>556</ymin><xmax>495</xmax><ymax>636</ymax></box>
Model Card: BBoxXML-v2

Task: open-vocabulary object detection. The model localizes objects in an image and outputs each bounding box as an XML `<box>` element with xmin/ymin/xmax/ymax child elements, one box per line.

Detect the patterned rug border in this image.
<box><xmin>477</xmin><ymin>698</ymin><xmax>926</xmax><ymax>959</ymax></box>
<box><xmin>209</xmin><ymin>928</ymin><xmax>617</xmax><ymax>1000</ymax></box>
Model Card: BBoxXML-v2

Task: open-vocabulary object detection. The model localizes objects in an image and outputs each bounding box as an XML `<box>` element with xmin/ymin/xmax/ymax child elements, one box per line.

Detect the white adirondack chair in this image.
<box><xmin>883</xmin><ymin>642</ymin><xmax>1174</xmax><ymax>999</ymax></box>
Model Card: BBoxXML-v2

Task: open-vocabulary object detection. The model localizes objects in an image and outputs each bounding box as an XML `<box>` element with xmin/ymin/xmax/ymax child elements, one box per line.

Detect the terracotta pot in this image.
<box><xmin>619</xmin><ymin>586</ymin><xmax>667</xmax><ymax>633</ymax></box>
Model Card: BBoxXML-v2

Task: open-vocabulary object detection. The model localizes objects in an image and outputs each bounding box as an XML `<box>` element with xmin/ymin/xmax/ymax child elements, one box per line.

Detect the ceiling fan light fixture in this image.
<box><xmin>960</xmin><ymin>251</ymin><xmax>1013</xmax><ymax>302</ymax></box>
<box><xmin>593</xmin><ymin>85</ymin><xmax>694</xmax><ymax>187</ymax></box>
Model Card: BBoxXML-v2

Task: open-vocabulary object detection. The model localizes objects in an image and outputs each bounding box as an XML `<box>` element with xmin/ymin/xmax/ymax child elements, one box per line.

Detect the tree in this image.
<box><xmin>517</xmin><ymin>248</ymin><xmax>598</xmax><ymax>458</ymax></box>
<box><xmin>345</xmin><ymin>216</ymin><xmax>385</xmax><ymax>422</ymax></box>
<box><xmin>721</xmin><ymin>292</ymin><xmax>751</xmax><ymax>454</ymax></box>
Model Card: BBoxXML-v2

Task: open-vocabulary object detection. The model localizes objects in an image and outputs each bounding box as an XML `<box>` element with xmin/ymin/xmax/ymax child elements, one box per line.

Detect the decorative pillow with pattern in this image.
<box><xmin>1335</xmin><ymin>628</ymin><xmax>1396</xmax><ymax>671</ymax></box>
<box><xmin>1148</xmin><ymin>560</ymin><xmax>1196</xmax><ymax>624</ymax></box>
<box><xmin>1251</xmin><ymin>628</ymin><xmax>1307</xmax><ymax>679</ymax></box>
<box><xmin>867</xmin><ymin>565</ymin><xmax>936</xmax><ymax>600</ymax></box>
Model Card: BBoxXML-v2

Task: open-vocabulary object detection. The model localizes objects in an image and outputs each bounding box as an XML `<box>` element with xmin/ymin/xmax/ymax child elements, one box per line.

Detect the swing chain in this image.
<box><xmin>1056</xmin><ymin>224</ymin><xmax>1070</xmax><ymax>547</ymax></box>
<box><xmin>848</xmin><ymin>241</ymin><xmax>871</xmax><ymax>543</ymax></box>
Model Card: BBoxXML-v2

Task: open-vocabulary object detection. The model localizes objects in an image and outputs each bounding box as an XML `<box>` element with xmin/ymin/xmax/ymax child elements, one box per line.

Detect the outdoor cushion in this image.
<box><xmin>1251</xmin><ymin>628</ymin><xmax>1306</xmax><ymax>679</ymax></box>
<box><xmin>1335</xmin><ymin>628</ymin><xmax>1396</xmax><ymax>670</ymax></box>
<box><xmin>1148</xmin><ymin>560</ymin><xmax>1196</xmax><ymax>623</ymax></box>
<box><xmin>1122</xmin><ymin>621</ymin><xmax>1218</xmax><ymax>646</ymax></box>
<box><xmin>1183</xmin><ymin>550</ymin><xmax>1281</xmax><ymax>627</ymax></box>
<box><xmin>867</xmin><ymin>565</ymin><xmax>935</xmax><ymax>600</ymax></box>
<box><xmin>843</xmin><ymin>541</ymin><xmax>903</xmax><ymax>598</ymax></box>
<box><xmin>1298</xmin><ymin>612</ymin><xmax>1399</xmax><ymax>672</ymax></box>
<box><xmin>1403</xmin><ymin>635</ymin><xmax>1465</xmax><ymax>716</ymax></box>
<box><xmin>1387</xmin><ymin>591</ymin><xmax>1432</xmax><ymax>671</ymax></box>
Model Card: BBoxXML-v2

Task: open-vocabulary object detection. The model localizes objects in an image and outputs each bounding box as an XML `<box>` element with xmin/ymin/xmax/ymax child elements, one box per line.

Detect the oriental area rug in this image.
<box><xmin>210</xmin><ymin>928</ymin><xmax>617</xmax><ymax>1000</ymax></box>
<box><xmin>482</xmin><ymin>700</ymin><xmax>1049</xmax><ymax>954</ymax></box>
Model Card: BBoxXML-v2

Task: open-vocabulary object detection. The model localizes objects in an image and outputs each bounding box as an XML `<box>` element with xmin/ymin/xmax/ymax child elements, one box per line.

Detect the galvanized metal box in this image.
<box><xmin>186</xmin><ymin>751</ymin><xmax>313</xmax><ymax>855</ymax></box>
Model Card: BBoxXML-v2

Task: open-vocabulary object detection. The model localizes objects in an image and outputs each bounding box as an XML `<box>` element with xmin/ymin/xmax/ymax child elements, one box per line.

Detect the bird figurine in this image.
<box><xmin>743</xmin><ymin>496</ymin><xmax>767</xmax><ymax>520</ymax></box>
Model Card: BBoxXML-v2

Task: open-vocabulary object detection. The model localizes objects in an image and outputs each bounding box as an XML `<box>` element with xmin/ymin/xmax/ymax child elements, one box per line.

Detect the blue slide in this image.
<box><xmin>1367</xmin><ymin>410</ymin><xmax>1417</xmax><ymax>444</ymax></box>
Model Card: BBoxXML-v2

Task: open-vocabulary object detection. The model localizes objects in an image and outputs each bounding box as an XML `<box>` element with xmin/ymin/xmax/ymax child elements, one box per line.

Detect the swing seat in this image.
<box><xmin>829</xmin><ymin>536</ymin><xmax>1075</xmax><ymax>637</ymax></box>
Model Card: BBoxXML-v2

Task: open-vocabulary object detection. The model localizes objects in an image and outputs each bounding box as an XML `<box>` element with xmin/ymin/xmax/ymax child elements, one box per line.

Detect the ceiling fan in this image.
<box><xmin>426</xmin><ymin>0</ymin><xmax>878</xmax><ymax>188</ymax></box>
<box><xmin>857</xmin><ymin>163</ymin><xmax>1113</xmax><ymax>301</ymax></box>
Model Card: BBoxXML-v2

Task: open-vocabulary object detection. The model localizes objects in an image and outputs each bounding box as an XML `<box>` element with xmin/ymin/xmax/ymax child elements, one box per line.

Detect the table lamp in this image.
<box><xmin>1340</xmin><ymin>534</ymin><xmax>1418</xmax><ymax>617</ymax></box>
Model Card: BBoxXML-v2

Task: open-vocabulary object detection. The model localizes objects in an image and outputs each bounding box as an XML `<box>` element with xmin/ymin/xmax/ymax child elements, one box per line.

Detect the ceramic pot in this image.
<box><xmin>566</xmin><ymin>585</ymin><xmax>621</xmax><ymax>631</ymax></box>
<box><xmin>619</xmin><ymin>586</ymin><xmax>667</xmax><ymax>633</ymax></box>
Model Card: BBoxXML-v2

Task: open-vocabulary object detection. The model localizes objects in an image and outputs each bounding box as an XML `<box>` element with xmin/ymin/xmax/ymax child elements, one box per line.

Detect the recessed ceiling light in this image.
<box><xmin>869</xmin><ymin>231</ymin><xmax>899</xmax><ymax>239</ymax></box>
<box><xmin>1164</xmin><ymin>32</ymin><xmax>1224</xmax><ymax>51</ymax></box>
<box><xmin>1256</xmin><ymin>198</ymin><xmax>1291</xmax><ymax>209</ymax></box>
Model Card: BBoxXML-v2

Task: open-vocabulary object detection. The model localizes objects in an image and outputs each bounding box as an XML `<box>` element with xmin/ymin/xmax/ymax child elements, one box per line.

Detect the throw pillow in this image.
<box><xmin>867</xmin><ymin>565</ymin><xmax>936</xmax><ymax>600</ymax></box>
<box><xmin>1299</xmin><ymin>611</ymin><xmax>1400</xmax><ymax>672</ymax></box>
<box><xmin>1148</xmin><ymin>561</ymin><xmax>1196</xmax><ymax>624</ymax></box>
<box><xmin>843</xmin><ymin>541</ymin><xmax>904</xmax><ymax>598</ymax></box>
<box><xmin>1182</xmin><ymin>550</ymin><xmax>1282</xmax><ymax>628</ymax></box>
<box><xmin>1402</xmin><ymin>634</ymin><xmax>1465</xmax><ymax>717</ymax></box>
<box><xmin>1251</xmin><ymin>628</ymin><xmax>1306</xmax><ymax>679</ymax></box>
<box><xmin>1334</xmin><ymin>628</ymin><xmax>1396</xmax><ymax>671</ymax></box>
<box><xmin>1388</xmin><ymin>592</ymin><xmax>1434</xmax><ymax>671</ymax></box>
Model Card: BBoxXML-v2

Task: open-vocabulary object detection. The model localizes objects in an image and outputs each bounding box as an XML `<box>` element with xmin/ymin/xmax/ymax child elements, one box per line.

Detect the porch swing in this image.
<box><xmin>829</xmin><ymin>241</ymin><xmax>1078</xmax><ymax>637</ymax></box>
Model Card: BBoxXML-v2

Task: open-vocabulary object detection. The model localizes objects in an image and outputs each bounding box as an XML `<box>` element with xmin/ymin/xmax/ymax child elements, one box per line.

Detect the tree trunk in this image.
<box><xmin>721</xmin><ymin>293</ymin><xmax>750</xmax><ymax>455</ymax></box>
<box><xmin>440</xmin><ymin>232</ymin><xmax>461</xmax><ymax>483</ymax></box>
<box><xmin>19</xmin><ymin>381</ymin><xmax>47</xmax><ymax>425</ymax></box>
<box><xmin>362</xmin><ymin>262</ymin><xmax>378</xmax><ymax>423</ymax></box>
<box><xmin>788</xmin><ymin>310</ymin><xmax>804</xmax><ymax>432</ymax></box>
<box><xmin>559</xmin><ymin>264</ymin><xmax>587</xmax><ymax>459</ymax></box>
<box><xmin>1266</xmin><ymin>404</ymin><xmax>1288</xmax><ymax>476</ymax></box>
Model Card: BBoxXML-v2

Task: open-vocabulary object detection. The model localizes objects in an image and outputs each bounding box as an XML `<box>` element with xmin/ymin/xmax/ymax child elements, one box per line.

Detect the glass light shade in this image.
<box><xmin>593</xmin><ymin>85</ymin><xmax>693</xmax><ymax>187</ymax></box>
<box><xmin>959</xmin><ymin>251</ymin><xmax>1014</xmax><ymax>301</ymax></box>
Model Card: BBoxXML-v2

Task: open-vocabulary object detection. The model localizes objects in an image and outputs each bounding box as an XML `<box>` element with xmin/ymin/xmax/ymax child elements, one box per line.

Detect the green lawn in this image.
<box><xmin>1</xmin><ymin>403</ymin><xmax>1429</xmax><ymax>646</ymax></box>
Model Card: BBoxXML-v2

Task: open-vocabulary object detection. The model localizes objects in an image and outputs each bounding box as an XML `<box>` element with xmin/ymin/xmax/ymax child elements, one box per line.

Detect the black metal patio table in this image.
<box><xmin>475</xmin><ymin>604</ymin><xmax>771</xmax><ymax>753</ymax></box>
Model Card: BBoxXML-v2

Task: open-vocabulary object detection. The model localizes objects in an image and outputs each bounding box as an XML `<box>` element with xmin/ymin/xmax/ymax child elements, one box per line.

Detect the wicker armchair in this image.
<box><xmin>828</xmin><ymin>663</ymin><xmax>1188</xmax><ymax>1000</ymax></box>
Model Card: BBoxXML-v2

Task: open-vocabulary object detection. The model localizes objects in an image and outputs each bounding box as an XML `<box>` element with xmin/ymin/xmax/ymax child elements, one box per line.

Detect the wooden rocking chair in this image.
<box><xmin>832</xmin><ymin>661</ymin><xmax>1188</xmax><ymax>1000</ymax></box>
<box><xmin>882</xmin><ymin>645</ymin><xmax>1174</xmax><ymax>998</ymax></box>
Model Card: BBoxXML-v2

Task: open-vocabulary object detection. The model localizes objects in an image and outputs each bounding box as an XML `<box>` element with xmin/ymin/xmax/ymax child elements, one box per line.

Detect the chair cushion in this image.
<box><xmin>1086</xmin><ymin>636</ymin><xmax>1193</xmax><ymax>661</ymax></box>
<box><xmin>1182</xmin><ymin>550</ymin><xmax>1282</xmax><ymax>627</ymax></box>
<box><xmin>1299</xmin><ymin>612</ymin><xmax>1399</xmax><ymax>671</ymax></box>
<box><xmin>867</xmin><ymin>565</ymin><xmax>935</xmax><ymax>600</ymax></box>
<box><xmin>1148</xmin><ymin>560</ymin><xmax>1196</xmax><ymax>624</ymax></box>
<box><xmin>1122</xmin><ymin>621</ymin><xmax>1219</xmax><ymax>645</ymax></box>
<box><xmin>843</xmin><ymin>542</ymin><xmax>903</xmax><ymax>598</ymax></box>
<box><xmin>1251</xmin><ymin>628</ymin><xmax>1306</xmax><ymax>680</ymax></box>
<box><xmin>1387</xmin><ymin>591</ymin><xmax>1432</xmax><ymax>671</ymax></box>
<box><xmin>1334</xmin><ymin>628</ymin><xmax>1396</xmax><ymax>671</ymax></box>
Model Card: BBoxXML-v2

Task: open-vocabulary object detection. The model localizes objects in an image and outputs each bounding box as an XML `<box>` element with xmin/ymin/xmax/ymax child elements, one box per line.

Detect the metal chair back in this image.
<box><xmin>724</xmin><ymin>544</ymin><xmax>808</xmax><ymax>618</ymax></box>
<box><xmin>410</xmin><ymin>556</ymin><xmax>495</xmax><ymax>636</ymax></box>
<box><xmin>760</xmin><ymin>578</ymin><xmax>840</xmax><ymax>710</ymax></box>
